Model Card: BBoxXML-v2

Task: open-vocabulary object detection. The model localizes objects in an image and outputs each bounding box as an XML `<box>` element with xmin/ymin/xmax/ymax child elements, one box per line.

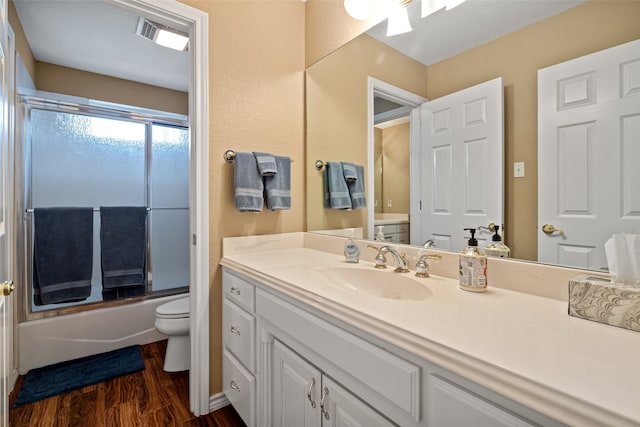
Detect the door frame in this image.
<box><xmin>109</xmin><ymin>0</ymin><xmax>210</xmax><ymax>415</ymax></box>
<box><xmin>367</xmin><ymin>77</ymin><xmax>426</xmax><ymax>243</ymax></box>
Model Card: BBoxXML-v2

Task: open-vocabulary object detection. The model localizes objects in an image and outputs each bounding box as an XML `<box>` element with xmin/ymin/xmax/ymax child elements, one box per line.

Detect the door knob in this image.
<box><xmin>1</xmin><ymin>280</ymin><xmax>15</xmax><ymax>296</ymax></box>
<box><xmin>542</xmin><ymin>224</ymin><xmax>564</xmax><ymax>236</ymax></box>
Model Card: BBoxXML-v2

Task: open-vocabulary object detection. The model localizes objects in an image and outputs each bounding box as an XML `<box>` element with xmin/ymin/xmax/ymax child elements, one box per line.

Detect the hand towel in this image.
<box><xmin>341</xmin><ymin>162</ymin><xmax>358</xmax><ymax>182</ymax></box>
<box><xmin>234</xmin><ymin>152</ymin><xmax>264</xmax><ymax>212</ymax></box>
<box><xmin>33</xmin><ymin>207</ymin><xmax>93</xmax><ymax>305</ymax></box>
<box><xmin>324</xmin><ymin>162</ymin><xmax>352</xmax><ymax>209</ymax></box>
<box><xmin>253</xmin><ymin>152</ymin><xmax>278</xmax><ymax>176</ymax></box>
<box><xmin>343</xmin><ymin>163</ymin><xmax>366</xmax><ymax>209</ymax></box>
<box><xmin>265</xmin><ymin>155</ymin><xmax>291</xmax><ymax>210</ymax></box>
<box><xmin>100</xmin><ymin>206</ymin><xmax>147</xmax><ymax>300</ymax></box>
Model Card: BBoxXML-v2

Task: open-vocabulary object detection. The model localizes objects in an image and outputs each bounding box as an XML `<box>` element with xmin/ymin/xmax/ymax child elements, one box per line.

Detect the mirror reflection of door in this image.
<box><xmin>538</xmin><ymin>39</ymin><xmax>640</xmax><ymax>270</ymax></box>
<box><xmin>420</xmin><ymin>78</ymin><xmax>504</xmax><ymax>252</ymax></box>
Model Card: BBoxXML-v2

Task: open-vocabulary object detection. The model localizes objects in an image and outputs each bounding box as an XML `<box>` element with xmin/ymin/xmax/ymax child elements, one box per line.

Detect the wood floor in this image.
<box><xmin>9</xmin><ymin>340</ymin><xmax>246</xmax><ymax>427</ymax></box>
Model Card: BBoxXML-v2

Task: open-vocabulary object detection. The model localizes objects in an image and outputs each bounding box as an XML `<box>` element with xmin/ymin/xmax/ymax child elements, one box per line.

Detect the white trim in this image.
<box><xmin>107</xmin><ymin>0</ymin><xmax>210</xmax><ymax>416</ymax></box>
<box><xmin>367</xmin><ymin>77</ymin><xmax>426</xmax><ymax>242</ymax></box>
<box><xmin>209</xmin><ymin>392</ymin><xmax>231</xmax><ymax>412</ymax></box>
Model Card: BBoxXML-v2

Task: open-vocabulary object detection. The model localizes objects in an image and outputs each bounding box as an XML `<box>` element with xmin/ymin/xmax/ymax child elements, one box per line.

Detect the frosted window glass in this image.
<box><xmin>150</xmin><ymin>209</ymin><xmax>189</xmax><ymax>291</ymax></box>
<box><xmin>31</xmin><ymin>110</ymin><xmax>145</xmax><ymax>207</ymax></box>
<box><xmin>151</xmin><ymin>124</ymin><xmax>189</xmax><ymax>208</ymax></box>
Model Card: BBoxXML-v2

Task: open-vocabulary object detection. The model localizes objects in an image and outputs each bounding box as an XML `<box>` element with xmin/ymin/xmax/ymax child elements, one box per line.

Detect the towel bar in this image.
<box><xmin>314</xmin><ymin>160</ymin><xmax>325</xmax><ymax>170</ymax></box>
<box><xmin>224</xmin><ymin>149</ymin><xmax>293</xmax><ymax>164</ymax></box>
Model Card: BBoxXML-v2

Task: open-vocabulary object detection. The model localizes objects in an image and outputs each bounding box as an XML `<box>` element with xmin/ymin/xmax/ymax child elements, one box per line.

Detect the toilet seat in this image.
<box><xmin>156</xmin><ymin>296</ymin><xmax>189</xmax><ymax>319</ymax></box>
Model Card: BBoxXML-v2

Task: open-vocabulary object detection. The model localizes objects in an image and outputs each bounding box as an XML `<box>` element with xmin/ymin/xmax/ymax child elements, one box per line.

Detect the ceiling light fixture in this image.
<box><xmin>386</xmin><ymin>0</ymin><xmax>413</xmax><ymax>36</ymax></box>
<box><xmin>344</xmin><ymin>0</ymin><xmax>373</xmax><ymax>20</ymax></box>
<box><xmin>136</xmin><ymin>17</ymin><xmax>188</xmax><ymax>51</ymax></box>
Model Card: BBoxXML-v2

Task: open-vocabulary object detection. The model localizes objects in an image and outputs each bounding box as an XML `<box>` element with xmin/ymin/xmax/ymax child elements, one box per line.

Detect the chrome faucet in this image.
<box><xmin>375</xmin><ymin>245</ymin><xmax>409</xmax><ymax>273</ymax></box>
<box><xmin>422</xmin><ymin>239</ymin><xmax>436</xmax><ymax>248</ymax></box>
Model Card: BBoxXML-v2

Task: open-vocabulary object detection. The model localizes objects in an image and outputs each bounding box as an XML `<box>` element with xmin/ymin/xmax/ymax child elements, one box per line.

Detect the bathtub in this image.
<box><xmin>18</xmin><ymin>294</ymin><xmax>186</xmax><ymax>374</ymax></box>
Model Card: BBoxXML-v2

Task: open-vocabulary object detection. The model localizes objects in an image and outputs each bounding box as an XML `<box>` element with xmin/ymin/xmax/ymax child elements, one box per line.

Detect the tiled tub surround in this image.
<box><xmin>221</xmin><ymin>232</ymin><xmax>639</xmax><ymax>427</ymax></box>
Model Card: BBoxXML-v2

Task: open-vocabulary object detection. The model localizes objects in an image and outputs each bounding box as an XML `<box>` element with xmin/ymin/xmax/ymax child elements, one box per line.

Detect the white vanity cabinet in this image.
<box><xmin>222</xmin><ymin>269</ymin><xmax>257</xmax><ymax>426</ymax></box>
<box><xmin>272</xmin><ymin>339</ymin><xmax>394</xmax><ymax>427</ymax></box>
<box><xmin>375</xmin><ymin>222</ymin><xmax>409</xmax><ymax>244</ymax></box>
<box><xmin>222</xmin><ymin>267</ymin><xmax>564</xmax><ymax>427</ymax></box>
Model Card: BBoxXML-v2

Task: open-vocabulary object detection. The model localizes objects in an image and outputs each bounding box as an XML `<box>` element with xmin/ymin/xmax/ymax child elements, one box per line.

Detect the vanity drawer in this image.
<box><xmin>223</xmin><ymin>269</ymin><xmax>255</xmax><ymax>312</ymax></box>
<box><xmin>223</xmin><ymin>297</ymin><xmax>256</xmax><ymax>372</ymax></box>
<box><xmin>256</xmin><ymin>289</ymin><xmax>420</xmax><ymax>421</ymax></box>
<box><xmin>396</xmin><ymin>223</ymin><xmax>409</xmax><ymax>234</ymax></box>
<box><xmin>223</xmin><ymin>349</ymin><xmax>255</xmax><ymax>427</ymax></box>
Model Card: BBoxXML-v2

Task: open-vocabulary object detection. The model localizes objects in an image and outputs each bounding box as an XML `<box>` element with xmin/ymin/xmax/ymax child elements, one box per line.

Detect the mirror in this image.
<box><xmin>306</xmin><ymin>0</ymin><xmax>640</xmax><ymax>269</ymax></box>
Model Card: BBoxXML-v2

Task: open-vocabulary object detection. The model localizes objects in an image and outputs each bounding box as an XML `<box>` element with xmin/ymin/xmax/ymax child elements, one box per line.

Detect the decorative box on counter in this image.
<box><xmin>569</xmin><ymin>274</ymin><xmax>640</xmax><ymax>332</ymax></box>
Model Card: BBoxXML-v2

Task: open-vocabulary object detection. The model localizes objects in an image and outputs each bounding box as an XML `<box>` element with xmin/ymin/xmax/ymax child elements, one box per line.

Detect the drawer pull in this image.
<box><xmin>230</xmin><ymin>287</ymin><xmax>241</xmax><ymax>295</ymax></box>
<box><xmin>229</xmin><ymin>380</ymin><xmax>241</xmax><ymax>392</ymax></box>
<box><xmin>307</xmin><ymin>377</ymin><xmax>316</xmax><ymax>408</ymax></box>
<box><xmin>230</xmin><ymin>326</ymin><xmax>241</xmax><ymax>336</ymax></box>
<box><xmin>320</xmin><ymin>387</ymin><xmax>330</xmax><ymax>420</ymax></box>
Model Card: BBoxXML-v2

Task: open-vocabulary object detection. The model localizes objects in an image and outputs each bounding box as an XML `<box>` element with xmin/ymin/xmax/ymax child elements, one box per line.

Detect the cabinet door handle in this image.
<box><xmin>307</xmin><ymin>377</ymin><xmax>316</xmax><ymax>408</ymax></box>
<box><xmin>230</xmin><ymin>287</ymin><xmax>241</xmax><ymax>295</ymax></box>
<box><xmin>230</xmin><ymin>326</ymin><xmax>241</xmax><ymax>335</ymax></box>
<box><xmin>229</xmin><ymin>380</ymin><xmax>240</xmax><ymax>392</ymax></box>
<box><xmin>320</xmin><ymin>386</ymin><xmax>330</xmax><ymax>420</ymax></box>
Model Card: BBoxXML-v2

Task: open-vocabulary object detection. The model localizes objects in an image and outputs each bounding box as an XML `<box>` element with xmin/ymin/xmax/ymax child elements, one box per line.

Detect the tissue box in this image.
<box><xmin>569</xmin><ymin>275</ymin><xmax>640</xmax><ymax>332</ymax></box>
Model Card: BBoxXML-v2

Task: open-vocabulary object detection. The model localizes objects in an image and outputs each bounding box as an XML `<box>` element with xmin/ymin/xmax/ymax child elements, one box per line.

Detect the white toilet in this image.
<box><xmin>155</xmin><ymin>296</ymin><xmax>190</xmax><ymax>372</ymax></box>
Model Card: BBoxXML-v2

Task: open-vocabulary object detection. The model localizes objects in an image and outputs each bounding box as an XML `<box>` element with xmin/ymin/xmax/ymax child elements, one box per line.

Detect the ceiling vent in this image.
<box><xmin>135</xmin><ymin>17</ymin><xmax>188</xmax><ymax>51</ymax></box>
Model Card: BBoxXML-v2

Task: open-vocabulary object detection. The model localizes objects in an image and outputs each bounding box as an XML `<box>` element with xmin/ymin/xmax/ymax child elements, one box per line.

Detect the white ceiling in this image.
<box><xmin>13</xmin><ymin>0</ymin><xmax>585</xmax><ymax>94</ymax></box>
<box><xmin>367</xmin><ymin>0</ymin><xmax>586</xmax><ymax>66</ymax></box>
<box><xmin>13</xmin><ymin>0</ymin><xmax>189</xmax><ymax>92</ymax></box>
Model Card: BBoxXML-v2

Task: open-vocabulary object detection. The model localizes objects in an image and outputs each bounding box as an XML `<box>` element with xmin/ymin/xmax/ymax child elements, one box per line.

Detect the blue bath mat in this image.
<box><xmin>13</xmin><ymin>344</ymin><xmax>144</xmax><ymax>408</ymax></box>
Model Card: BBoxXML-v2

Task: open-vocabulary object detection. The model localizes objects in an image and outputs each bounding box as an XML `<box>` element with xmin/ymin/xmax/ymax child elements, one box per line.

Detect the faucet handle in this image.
<box><xmin>367</xmin><ymin>244</ymin><xmax>387</xmax><ymax>269</ymax></box>
<box><xmin>415</xmin><ymin>253</ymin><xmax>442</xmax><ymax>278</ymax></box>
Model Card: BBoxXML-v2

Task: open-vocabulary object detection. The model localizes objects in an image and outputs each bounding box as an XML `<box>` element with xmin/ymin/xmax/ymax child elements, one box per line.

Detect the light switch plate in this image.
<box><xmin>514</xmin><ymin>162</ymin><xmax>525</xmax><ymax>178</ymax></box>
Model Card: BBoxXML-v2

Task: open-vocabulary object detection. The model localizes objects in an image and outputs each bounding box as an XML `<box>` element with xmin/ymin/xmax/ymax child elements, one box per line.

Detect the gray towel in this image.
<box><xmin>234</xmin><ymin>152</ymin><xmax>264</xmax><ymax>212</ymax></box>
<box><xmin>100</xmin><ymin>207</ymin><xmax>147</xmax><ymax>301</ymax></box>
<box><xmin>33</xmin><ymin>207</ymin><xmax>93</xmax><ymax>305</ymax></box>
<box><xmin>341</xmin><ymin>162</ymin><xmax>358</xmax><ymax>182</ymax></box>
<box><xmin>253</xmin><ymin>152</ymin><xmax>278</xmax><ymax>176</ymax></box>
<box><xmin>324</xmin><ymin>162</ymin><xmax>352</xmax><ymax>209</ymax></box>
<box><xmin>265</xmin><ymin>155</ymin><xmax>291</xmax><ymax>210</ymax></box>
<box><xmin>344</xmin><ymin>163</ymin><xmax>367</xmax><ymax>209</ymax></box>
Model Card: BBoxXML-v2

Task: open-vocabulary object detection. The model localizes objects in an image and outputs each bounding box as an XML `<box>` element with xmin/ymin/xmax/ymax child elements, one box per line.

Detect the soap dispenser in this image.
<box><xmin>344</xmin><ymin>234</ymin><xmax>360</xmax><ymax>263</ymax></box>
<box><xmin>459</xmin><ymin>228</ymin><xmax>488</xmax><ymax>292</ymax></box>
<box><xmin>376</xmin><ymin>226</ymin><xmax>386</xmax><ymax>241</ymax></box>
<box><xmin>484</xmin><ymin>225</ymin><xmax>510</xmax><ymax>258</ymax></box>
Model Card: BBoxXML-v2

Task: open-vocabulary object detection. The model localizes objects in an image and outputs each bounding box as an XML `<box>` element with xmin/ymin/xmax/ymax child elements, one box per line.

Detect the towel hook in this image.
<box><xmin>314</xmin><ymin>160</ymin><xmax>325</xmax><ymax>171</ymax></box>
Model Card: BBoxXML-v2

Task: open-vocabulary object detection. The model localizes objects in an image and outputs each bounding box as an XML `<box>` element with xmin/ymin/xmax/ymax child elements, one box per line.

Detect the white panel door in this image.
<box><xmin>321</xmin><ymin>376</ymin><xmax>395</xmax><ymax>427</ymax></box>
<box><xmin>273</xmin><ymin>340</ymin><xmax>321</xmax><ymax>427</ymax></box>
<box><xmin>0</xmin><ymin>2</ymin><xmax>11</xmax><ymax>423</ymax></box>
<box><xmin>538</xmin><ymin>39</ymin><xmax>640</xmax><ymax>269</ymax></box>
<box><xmin>420</xmin><ymin>78</ymin><xmax>504</xmax><ymax>252</ymax></box>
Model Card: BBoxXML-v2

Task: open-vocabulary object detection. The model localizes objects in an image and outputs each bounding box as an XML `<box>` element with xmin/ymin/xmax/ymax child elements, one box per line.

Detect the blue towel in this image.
<box><xmin>344</xmin><ymin>163</ymin><xmax>367</xmax><ymax>209</ymax></box>
<box><xmin>324</xmin><ymin>162</ymin><xmax>352</xmax><ymax>209</ymax></box>
<box><xmin>100</xmin><ymin>207</ymin><xmax>147</xmax><ymax>301</ymax></box>
<box><xmin>234</xmin><ymin>152</ymin><xmax>263</xmax><ymax>212</ymax></box>
<box><xmin>33</xmin><ymin>207</ymin><xmax>93</xmax><ymax>305</ymax></box>
<box><xmin>265</xmin><ymin>155</ymin><xmax>291</xmax><ymax>210</ymax></box>
<box><xmin>253</xmin><ymin>152</ymin><xmax>278</xmax><ymax>176</ymax></box>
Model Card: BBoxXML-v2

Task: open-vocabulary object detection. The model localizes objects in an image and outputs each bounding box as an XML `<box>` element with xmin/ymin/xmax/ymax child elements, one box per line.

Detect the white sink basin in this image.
<box><xmin>316</xmin><ymin>266</ymin><xmax>432</xmax><ymax>301</ymax></box>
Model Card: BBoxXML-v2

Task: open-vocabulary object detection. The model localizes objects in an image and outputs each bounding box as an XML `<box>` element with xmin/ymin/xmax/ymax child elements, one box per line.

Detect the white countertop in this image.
<box><xmin>221</xmin><ymin>242</ymin><xmax>640</xmax><ymax>427</ymax></box>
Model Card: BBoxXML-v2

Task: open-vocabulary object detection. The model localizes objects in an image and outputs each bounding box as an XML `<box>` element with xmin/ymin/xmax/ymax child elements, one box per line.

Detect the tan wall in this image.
<box><xmin>381</xmin><ymin>122</ymin><xmax>409</xmax><ymax>214</ymax></box>
<box><xmin>427</xmin><ymin>1</ymin><xmax>640</xmax><ymax>260</ymax></box>
<box><xmin>306</xmin><ymin>34</ymin><xmax>428</xmax><ymax>234</ymax></box>
<box><xmin>305</xmin><ymin>0</ymin><xmax>384</xmax><ymax>67</ymax></box>
<box><xmin>178</xmin><ymin>0</ymin><xmax>306</xmax><ymax>395</ymax></box>
<box><xmin>9</xmin><ymin>0</ymin><xmax>36</xmax><ymax>80</ymax></box>
<box><xmin>36</xmin><ymin>62</ymin><xmax>188</xmax><ymax>115</ymax></box>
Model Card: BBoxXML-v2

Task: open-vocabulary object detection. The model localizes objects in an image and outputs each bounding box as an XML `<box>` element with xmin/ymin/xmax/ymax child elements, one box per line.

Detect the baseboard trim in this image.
<box><xmin>209</xmin><ymin>391</ymin><xmax>230</xmax><ymax>412</ymax></box>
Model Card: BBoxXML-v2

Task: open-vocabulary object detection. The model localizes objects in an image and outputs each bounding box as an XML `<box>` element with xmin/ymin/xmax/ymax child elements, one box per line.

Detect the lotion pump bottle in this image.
<box><xmin>484</xmin><ymin>225</ymin><xmax>510</xmax><ymax>258</ymax></box>
<box><xmin>376</xmin><ymin>226</ymin><xmax>386</xmax><ymax>241</ymax></box>
<box><xmin>459</xmin><ymin>228</ymin><xmax>488</xmax><ymax>292</ymax></box>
